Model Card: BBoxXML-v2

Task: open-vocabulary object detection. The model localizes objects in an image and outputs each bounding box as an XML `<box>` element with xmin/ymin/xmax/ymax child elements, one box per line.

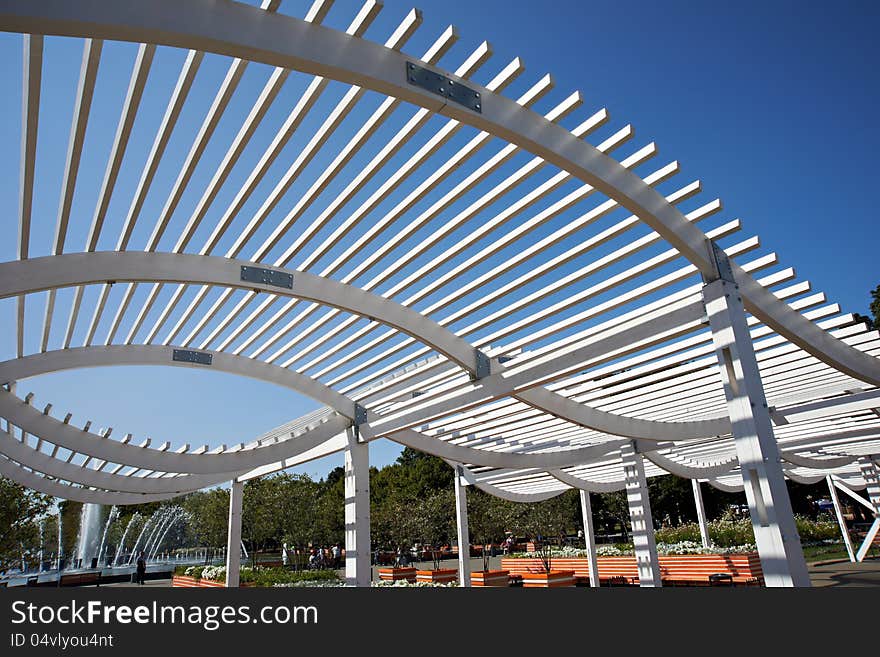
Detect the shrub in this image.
<box><xmin>245</xmin><ymin>568</ymin><xmax>339</xmax><ymax>587</ymax></box>
<box><xmin>795</xmin><ymin>515</ymin><xmax>839</xmax><ymax>543</ymax></box>
<box><xmin>654</xmin><ymin>523</ymin><xmax>702</xmax><ymax>544</ymax></box>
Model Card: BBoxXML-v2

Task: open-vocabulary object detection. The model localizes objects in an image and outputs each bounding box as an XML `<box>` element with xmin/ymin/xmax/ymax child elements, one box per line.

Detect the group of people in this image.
<box><xmin>281</xmin><ymin>543</ymin><xmax>342</xmax><ymax>570</ymax></box>
<box><xmin>308</xmin><ymin>544</ymin><xmax>342</xmax><ymax>570</ymax></box>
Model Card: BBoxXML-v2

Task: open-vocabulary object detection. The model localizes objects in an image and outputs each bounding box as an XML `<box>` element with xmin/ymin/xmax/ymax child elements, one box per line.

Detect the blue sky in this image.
<box><xmin>0</xmin><ymin>0</ymin><xmax>877</xmax><ymax>481</ymax></box>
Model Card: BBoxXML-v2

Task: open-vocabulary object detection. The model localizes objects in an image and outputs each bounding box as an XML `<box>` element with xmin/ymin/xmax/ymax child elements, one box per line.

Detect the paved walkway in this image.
<box><xmin>808</xmin><ymin>558</ymin><xmax>880</xmax><ymax>587</ymax></box>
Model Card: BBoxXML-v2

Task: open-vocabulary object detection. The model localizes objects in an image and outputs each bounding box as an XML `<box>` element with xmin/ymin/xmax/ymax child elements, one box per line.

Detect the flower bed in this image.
<box><xmin>372</xmin><ymin>580</ymin><xmax>458</xmax><ymax>587</ymax></box>
<box><xmin>172</xmin><ymin>574</ymin><xmax>236</xmax><ymax>588</ymax></box>
<box><xmin>172</xmin><ymin>565</ymin><xmax>341</xmax><ymax>588</ymax></box>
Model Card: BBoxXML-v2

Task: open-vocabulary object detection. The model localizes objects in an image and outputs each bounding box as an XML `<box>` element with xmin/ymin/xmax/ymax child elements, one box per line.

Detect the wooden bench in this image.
<box><xmin>59</xmin><ymin>572</ymin><xmax>101</xmax><ymax>587</ymax></box>
<box><xmin>501</xmin><ymin>553</ymin><xmax>764</xmax><ymax>586</ymax></box>
<box><xmin>658</xmin><ymin>554</ymin><xmax>763</xmax><ymax>586</ymax></box>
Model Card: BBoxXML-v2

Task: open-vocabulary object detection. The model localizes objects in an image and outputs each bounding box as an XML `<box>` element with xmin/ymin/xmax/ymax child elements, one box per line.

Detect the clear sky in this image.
<box><xmin>0</xmin><ymin>0</ymin><xmax>877</xmax><ymax>481</ymax></box>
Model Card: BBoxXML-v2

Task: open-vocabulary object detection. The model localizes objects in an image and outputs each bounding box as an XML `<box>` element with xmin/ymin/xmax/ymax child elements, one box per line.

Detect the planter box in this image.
<box><xmin>520</xmin><ymin>570</ymin><xmax>575</xmax><ymax>588</ymax></box>
<box><xmin>501</xmin><ymin>553</ymin><xmax>763</xmax><ymax>586</ymax></box>
<box><xmin>377</xmin><ymin>567</ymin><xmax>417</xmax><ymax>582</ymax></box>
<box><xmin>172</xmin><ymin>575</ymin><xmax>225</xmax><ymax>588</ymax></box>
<box><xmin>416</xmin><ymin>568</ymin><xmax>458</xmax><ymax>584</ymax></box>
<box><xmin>171</xmin><ymin>575</ymin><xmax>255</xmax><ymax>588</ymax></box>
<box><xmin>471</xmin><ymin>570</ymin><xmax>510</xmax><ymax>587</ymax></box>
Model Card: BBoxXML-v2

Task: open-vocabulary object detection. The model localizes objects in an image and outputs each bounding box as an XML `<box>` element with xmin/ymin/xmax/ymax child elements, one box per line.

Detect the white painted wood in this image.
<box><xmin>579</xmin><ymin>489</ymin><xmax>600</xmax><ymax>587</ymax></box>
<box><xmin>453</xmin><ymin>464</ymin><xmax>471</xmax><ymax>586</ymax></box>
<box><xmin>826</xmin><ymin>475</ymin><xmax>856</xmax><ymax>562</ymax></box>
<box><xmin>344</xmin><ymin>427</ymin><xmax>370</xmax><ymax>587</ymax></box>
<box><xmin>691</xmin><ymin>479</ymin><xmax>711</xmax><ymax>548</ymax></box>
<box><xmin>225</xmin><ymin>479</ymin><xmax>243</xmax><ymax>587</ymax></box>
<box><xmin>621</xmin><ymin>441</ymin><xmax>661</xmax><ymax>587</ymax></box>
<box><xmin>703</xmin><ymin>274</ymin><xmax>810</xmax><ymax>587</ymax></box>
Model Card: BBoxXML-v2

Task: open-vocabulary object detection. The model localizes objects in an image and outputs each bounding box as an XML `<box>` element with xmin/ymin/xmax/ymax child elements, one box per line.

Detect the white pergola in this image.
<box><xmin>1</xmin><ymin>0</ymin><xmax>878</xmax><ymax>588</ymax></box>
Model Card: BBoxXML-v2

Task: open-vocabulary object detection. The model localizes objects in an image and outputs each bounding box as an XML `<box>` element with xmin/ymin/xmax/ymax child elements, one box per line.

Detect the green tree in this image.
<box><xmin>182</xmin><ymin>488</ymin><xmax>229</xmax><ymax>550</ymax></box>
<box><xmin>411</xmin><ymin>489</ymin><xmax>455</xmax><ymax>569</ymax></box>
<box><xmin>468</xmin><ymin>490</ymin><xmax>517</xmax><ymax>570</ymax></box>
<box><xmin>0</xmin><ymin>476</ymin><xmax>52</xmax><ymax>571</ymax></box>
<box><xmin>870</xmin><ymin>283</ymin><xmax>880</xmax><ymax>328</ymax></box>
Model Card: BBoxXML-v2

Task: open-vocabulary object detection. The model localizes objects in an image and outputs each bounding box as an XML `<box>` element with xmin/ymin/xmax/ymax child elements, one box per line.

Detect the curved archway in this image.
<box><xmin>1</xmin><ymin>0</ymin><xmax>876</xmax><ymax>387</ymax></box>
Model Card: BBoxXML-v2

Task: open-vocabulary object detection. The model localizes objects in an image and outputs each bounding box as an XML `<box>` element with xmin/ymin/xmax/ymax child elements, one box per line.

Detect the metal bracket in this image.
<box><xmin>352</xmin><ymin>404</ymin><xmax>368</xmax><ymax>441</ymax></box>
<box><xmin>702</xmin><ymin>240</ymin><xmax>735</xmax><ymax>285</ymax></box>
<box><xmin>240</xmin><ymin>265</ymin><xmax>293</xmax><ymax>289</ymax></box>
<box><xmin>354</xmin><ymin>403</ymin><xmax>368</xmax><ymax>426</ymax></box>
<box><xmin>172</xmin><ymin>349</ymin><xmax>213</xmax><ymax>366</ymax></box>
<box><xmin>406</xmin><ymin>62</ymin><xmax>482</xmax><ymax>113</ymax></box>
<box><xmin>473</xmin><ymin>349</ymin><xmax>491</xmax><ymax>380</ymax></box>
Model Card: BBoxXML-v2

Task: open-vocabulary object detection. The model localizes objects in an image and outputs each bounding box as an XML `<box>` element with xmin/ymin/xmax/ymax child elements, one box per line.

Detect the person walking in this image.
<box><xmin>135</xmin><ymin>551</ymin><xmax>146</xmax><ymax>586</ymax></box>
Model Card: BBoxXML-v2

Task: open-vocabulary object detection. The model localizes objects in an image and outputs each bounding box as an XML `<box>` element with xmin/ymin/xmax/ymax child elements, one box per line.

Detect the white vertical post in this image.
<box><xmin>345</xmin><ymin>426</ymin><xmax>370</xmax><ymax>587</ymax></box>
<box><xmin>578</xmin><ymin>489</ymin><xmax>599</xmax><ymax>588</ymax></box>
<box><xmin>691</xmin><ymin>479</ymin><xmax>711</xmax><ymax>548</ymax></box>
<box><xmin>453</xmin><ymin>465</ymin><xmax>471</xmax><ymax>587</ymax></box>
<box><xmin>859</xmin><ymin>457</ymin><xmax>880</xmax><ymax>514</ymax></box>
<box><xmin>702</xmin><ymin>248</ymin><xmax>810</xmax><ymax>587</ymax></box>
<box><xmin>621</xmin><ymin>441</ymin><xmax>661</xmax><ymax>587</ymax></box>
<box><xmin>825</xmin><ymin>475</ymin><xmax>855</xmax><ymax>563</ymax></box>
<box><xmin>855</xmin><ymin>458</ymin><xmax>880</xmax><ymax>562</ymax></box>
<box><xmin>225</xmin><ymin>479</ymin><xmax>243</xmax><ymax>588</ymax></box>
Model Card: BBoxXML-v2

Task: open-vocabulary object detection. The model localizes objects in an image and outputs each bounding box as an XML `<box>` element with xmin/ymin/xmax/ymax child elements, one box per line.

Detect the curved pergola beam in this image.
<box><xmin>0</xmin><ymin>255</ymin><xmax>727</xmax><ymax>441</ymax></box>
<box><xmin>0</xmin><ymin>345</ymin><xmax>356</xmax><ymax>418</ymax></box>
<box><xmin>519</xmin><ymin>384</ymin><xmax>729</xmax><ymax>441</ymax></box>
<box><xmin>1</xmin><ymin>0</ymin><xmax>876</xmax><ymax>388</ymax></box>
<box><xmin>0</xmin><ymin>251</ymin><xmax>479</xmax><ymax>374</ymax></box>
<box><xmin>780</xmin><ymin>452</ymin><xmax>857</xmax><ymax>470</ymax></box>
<box><xmin>0</xmin><ymin>431</ymin><xmax>244</xmax><ymax>493</ymax></box>
<box><xmin>455</xmin><ymin>464</ymin><xmax>566</xmax><ymax>502</ymax></box>
<box><xmin>706</xmin><ymin>477</ymin><xmax>744</xmax><ymax>493</ymax></box>
<box><xmin>471</xmin><ymin>480</ymin><xmax>565</xmax><ymax>502</ymax></box>
<box><xmin>549</xmin><ymin>468</ymin><xmax>627</xmax><ymax>493</ymax></box>
<box><xmin>363</xmin><ymin>423</ymin><xmax>622</xmax><ymax>470</ymax></box>
<box><xmin>0</xmin><ymin>389</ymin><xmax>350</xmax><ymax>474</ymax></box>
<box><xmin>642</xmin><ymin>451</ymin><xmax>738</xmax><ymax>479</ymax></box>
<box><xmin>0</xmin><ymin>455</ymin><xmax>185</xmax><ymax>504</ymax></box>
<box><xmin>0</xmin><ymin>346</ymin><xmax>625</xmax><ymax>470</ymax></box>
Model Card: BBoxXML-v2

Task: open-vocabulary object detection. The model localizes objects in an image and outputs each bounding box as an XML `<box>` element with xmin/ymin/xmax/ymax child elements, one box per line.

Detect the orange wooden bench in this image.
<box><xmin>501</xmin><ymin>553</ymin><xmax>763</xmax><ymax>586</ymax></box>
<box><xmin>658</xmin><ymin>553</ymin><xmax>763</xmax><ymax>586</ymax></box>
<box><xmin>59</xmin><ymin>572</ymin><xmax>101</xmax><ymax>587</ymax></box>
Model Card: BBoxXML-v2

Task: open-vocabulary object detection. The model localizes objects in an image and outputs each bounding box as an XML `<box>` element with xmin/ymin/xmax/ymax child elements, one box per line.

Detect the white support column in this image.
<box><xmin>453</xmin><ymin>465</ymin><xmax>471</xmax><ymax>587</ymax></box>
<box><xmin>855</xmin><ymin>457</ymin><xmax>880</xmax><ymax>562</ymax></box>
<box><xmin>578</xmin><ymin>489</ymin><xmax>599</xmax><ymax>588</ymax></box>
<box><xmin>825</xmin><ymin>475</ymin><xmax>855</xmax><ymax>563</ymax></box>
<box><xmin>344</xmin><ymin>426</ymin><xmax>370</xmax><ymax>587</ymax></box>
<box><xmin>691</xmin><ymin>479</ymin><xmax>711</xmax><ymax>548</ymax></box>
<box><xmin>702</xmin><ymin>250</ymin><xmax>810</xmax><ymax>587</ymax></box>
<box><xmin>225</xmin><ymin>479</ymin><xmax>243</xmax><ymax>588</ymax></box>
<box><xmin>859</xmin><ymin>457</ymin><xmax>880</xmax><ymax>515</ymax></box>
<box><xmin>621</xmin><ymin>441</ymin><xmax>661</xmax><ymax>587</ymax></box>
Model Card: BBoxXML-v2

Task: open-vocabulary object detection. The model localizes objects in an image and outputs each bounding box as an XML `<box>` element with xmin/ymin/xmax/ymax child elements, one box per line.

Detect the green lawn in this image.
<box><xmin>802</xmin><ymin>543</ymin><xmax>855</xmax><ymax>563</ymax></box>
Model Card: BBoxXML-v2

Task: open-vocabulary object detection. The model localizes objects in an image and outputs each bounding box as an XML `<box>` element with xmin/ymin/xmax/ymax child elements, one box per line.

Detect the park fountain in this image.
<box><xmin>76</xmin><ymin>503</ymin><xmax>104</xmax><ymax>569</ymax></box>
<box><xmin>114</xmin><ymin>513</ymin><xmax>141</xmax><ymax>566</ymax></box>
<box><xmin>127</xmin><ymin>510</ymin><xmax>158</xmax><ymax>564</ymax></box>
<box><xmin>97</xmin><ymin>506</ymin><xmax>119</xmax><ymax>565</ymax></box>
<box><xmin>150</xmin><ymin>508</ymin><xmax>188</xmax><ymax>559</ymax></box>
